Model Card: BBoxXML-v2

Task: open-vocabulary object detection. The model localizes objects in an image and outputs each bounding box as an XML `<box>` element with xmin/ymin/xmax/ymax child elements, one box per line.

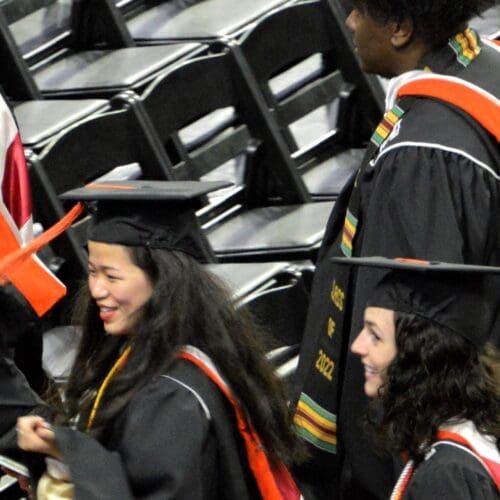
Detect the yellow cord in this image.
<box><xmin>86</xmin><ymin>345</ymin><xmax>132</xmax><ymax>431</ymax></box>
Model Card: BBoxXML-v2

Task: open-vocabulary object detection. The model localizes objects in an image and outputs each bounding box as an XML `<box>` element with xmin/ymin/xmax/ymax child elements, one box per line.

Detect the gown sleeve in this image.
<box><xmin>55</xmin><ymin>374</ymin><xmax>216</xmax><ymax>500</ymax></box>
<box><xmin>360</xmin><ymin>145</ymin><xmax>498</xmax><ymax>264</ymax></box>
<box><xmin>0</xmin><ymin>356</ymin><xmax>45</xmax><ymax>436</ymax></box>
<box><xmin>0</xmin><ymin>356</ymin><xmax>49</xmax><ymax>481</ymax></box>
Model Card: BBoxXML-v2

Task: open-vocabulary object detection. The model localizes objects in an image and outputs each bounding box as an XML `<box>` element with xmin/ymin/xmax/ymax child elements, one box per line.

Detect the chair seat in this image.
<box><xmin>128</xmin><ymin>0</ymin><xmax>292</xmax><ymax>42</ymax></box>
<box><xmin>14</xmin><ymin>99</ymin><xmax>109</xmax><ymax>149</ymax></box>
<box><xmin>8</xmin><ymin>0</ymin><xmax>71</xmax><ymax>56</ymax></box>
<box><xmin>206</xmin><ymin>201</ymin><xmax>333</xmax><ymax>260</ymax></box>
<box><xmin>303</xmin><ymin>148</ymin><xmax>363</xmax><ymax>198</ymax></box>
<box><xmin>34</xmin><ymin>45</ymin><xmax>202</xmax><ymax>97</ymax></box>
<box><xmin>208</xmin><ymin>261</ymin><xmax>310</xmax><ymax>349</ymax></box>
<box><xmin>269</xmin><ymin>54</ymin><xmax>324</xmax><ymax>101</ymax></box>
<box><xmin>207</xmin><ymin>261</ymin><xmax>296</xmax><ymax>302</ymax></box>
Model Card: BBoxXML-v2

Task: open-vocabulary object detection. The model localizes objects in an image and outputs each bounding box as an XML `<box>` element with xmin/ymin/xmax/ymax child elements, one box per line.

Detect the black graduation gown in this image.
<box><xmin>404</xmin><ymin>444</ymin><xmax>498</xmax><ymax>500</ymax></box>
<box><xmin>0</xmin><ymin>357</ymin><xmax>45</xmax><ymax>437</ymax></box>
<box><xmin>55</xmin><ymin>360</ymin><xmax>260</xmax><ymax>500</ymax></box>
<box><xmin>0</xmin><ymin>357</ymin><xmax>260</xmax><ymax>499</ymax></box>
<box><xmin>293</xmin><ymin>35</ymin><xmax>500</xmax><ymax>499</ymax></box>
<box><xmin>0</xmin><ymin>284</ymin><xmax>48</xmax><ymax>395</ymax></box>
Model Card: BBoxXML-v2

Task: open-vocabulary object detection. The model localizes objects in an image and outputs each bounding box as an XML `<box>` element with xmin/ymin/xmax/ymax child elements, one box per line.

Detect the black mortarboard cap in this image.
<box><xmin>332</xmin><ymin>256</ymin><xmax>500</xmax><ymax>346</ymax></box>
<box><xmin>59</xmin><ymin>180</ymin><xmax>231</xmax><ymax>262</ymax></box>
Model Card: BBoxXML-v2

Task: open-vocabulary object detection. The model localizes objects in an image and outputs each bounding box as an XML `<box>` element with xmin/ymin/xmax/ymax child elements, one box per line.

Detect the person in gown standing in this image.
<box><xmin>292</xmin><ymin>1</ymin><xmax>499</xmax><ymax>497</ymax></box>
<box><xmin>2</xmin><ymin>180</ymin><xmax>305</xmax><ymax>499</ymax></box>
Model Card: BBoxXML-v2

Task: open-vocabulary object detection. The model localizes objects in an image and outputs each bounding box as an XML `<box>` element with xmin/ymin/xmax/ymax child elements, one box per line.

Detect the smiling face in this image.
<box><xmin>88</xmin><ymin>241</ymin><xmax>153</xmax><ymax>336</ymax></box>
<box><xmin>351</xmin><ymin>306</ymin><xmax>397</xmax><ymax>397</ymax></box>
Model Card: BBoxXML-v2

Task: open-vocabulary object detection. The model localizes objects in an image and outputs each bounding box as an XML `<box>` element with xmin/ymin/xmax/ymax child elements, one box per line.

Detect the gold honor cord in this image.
<box><xmin>86</xmin><ymin>345</ymin><xmax>132</xmax><ymax>431</ymax></box>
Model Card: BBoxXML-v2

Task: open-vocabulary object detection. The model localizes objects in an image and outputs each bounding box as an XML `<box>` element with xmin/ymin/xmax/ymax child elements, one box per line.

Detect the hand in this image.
<box><xmin>1</xmin><ymin>466</ymin><xmax>34</xmax><ymax>499</ymax></box>
<box><xmin>16</xmin><ymin>416</ymin><xmax>62</xmax><ymax>460</ymax></box>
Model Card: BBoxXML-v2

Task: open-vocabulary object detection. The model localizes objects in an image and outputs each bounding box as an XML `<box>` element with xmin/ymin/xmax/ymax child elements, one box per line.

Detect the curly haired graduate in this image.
<box><xmin>345</xmin><ymin>257</ymin><xmax>500</xmax><ymax>499</ymax></box>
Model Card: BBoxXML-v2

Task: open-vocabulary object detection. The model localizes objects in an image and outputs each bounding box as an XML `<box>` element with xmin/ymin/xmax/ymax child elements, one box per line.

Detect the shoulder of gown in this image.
<box><xmin>404</xmin><ymin>444</ymin><xmax>498</xmax><ymax>500</ymax></box>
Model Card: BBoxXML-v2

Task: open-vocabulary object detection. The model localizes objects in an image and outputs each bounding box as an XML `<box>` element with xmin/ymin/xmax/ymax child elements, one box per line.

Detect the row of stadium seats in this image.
<box><xmin>1</xmin><ymin>4</ymin><xmax>371</xmax><ymax>494</ymax></box>
<box><xmin>3</xmin><ymin>0</ymin><xmax>383</xmax><ymax>326</ymax></box>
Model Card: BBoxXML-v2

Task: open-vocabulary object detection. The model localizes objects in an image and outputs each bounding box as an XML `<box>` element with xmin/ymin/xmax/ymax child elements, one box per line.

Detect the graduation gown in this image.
<box><xmin>404</xmin><ymin>444</ymin><xmax>498</xmax><ymax>500</ymax></box>
<box><xmin>0</xmin><ymin>356</ymin><xmax>260</xmax><ymax>499</ymax></box>
<box><xmin>293</xmin><ymin>31</ymin><xmax>500</xmax><ymax>499</ymax></box>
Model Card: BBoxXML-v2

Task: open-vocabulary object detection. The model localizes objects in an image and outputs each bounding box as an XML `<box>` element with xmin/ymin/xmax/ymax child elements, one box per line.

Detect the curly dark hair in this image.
<box><xmin>352</xmin><ymin>0</ymin><xmax>495</xmax><ymax>46</ymax></box>
<box><xmin>366</xmin><ymin>311</ymin><xmax>500</xmax><ymax>462</ymax></box>
<box><xmin>62</xmin><ymin>247</ymin><xmax>306</xmax><ymax>466</ymax></box>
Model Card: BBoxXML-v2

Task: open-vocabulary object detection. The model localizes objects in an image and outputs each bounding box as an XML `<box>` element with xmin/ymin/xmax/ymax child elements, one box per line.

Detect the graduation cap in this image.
<box><xmin>59</xmin><ymin>180</ymin><xmax>231</xmax><ymax>262</ymax></box>
<box><xmin>332</xmin><ymin>256</ymin><xmax>500</xmax><ymax>346</ymax></box>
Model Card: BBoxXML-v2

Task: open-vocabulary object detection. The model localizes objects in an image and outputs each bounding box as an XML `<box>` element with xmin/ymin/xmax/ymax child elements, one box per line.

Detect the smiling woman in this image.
<box><xmin>87</xmin><ymin>242</ymin><xmax>153</xmax><ymax>337</ymax></box>
<box><xmin>2</xmin><ymin>181</ymin><xmax>306</xmax><ymax>500</ymax></box>
<box><xmin>351</xmin><ymin>307</ymin><xmax>396</xmax><ymax>398</ymax></box>
<box><xmin>342</xmin><ymin>257</ymin><xmax>500</xmax><ymax>500</ymax></box>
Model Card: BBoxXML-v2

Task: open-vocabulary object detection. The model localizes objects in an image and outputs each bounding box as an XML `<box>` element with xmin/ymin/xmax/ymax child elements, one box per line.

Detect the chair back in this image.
<box><xmin>0</xmin><ymin>0</ymin><xmax>133</xmax><ymax>100</ymax></box>
<box><xmin>139</xmin><ymin>51</ymin><xmax>311</xmax><ymax>214</ymax></box>
<box><xmin>235</xmin><ymin>0</ymin><xmax>384</xmax><ymax>160</ymax></box>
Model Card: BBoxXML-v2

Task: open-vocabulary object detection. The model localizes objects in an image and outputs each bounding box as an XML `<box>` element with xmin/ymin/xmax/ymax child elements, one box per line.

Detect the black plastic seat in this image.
<box><xmin>0</xmin><ymin>0</ymin><xmax>204</xmax><ymax>99</ymax></box>
<box><xmin>34</xmin><ymin>44</ymin><xmax>202</xmax><ymax>98</ymax></box>
<box><xmin>229</xmin><ymin>0</ymin><xmax>385</xmax><ymax>199</ymax></box>
<box><xmin>134</xmin><ymin>51</ymin><xmax>334</xmax><ymax>262</ymax></box>
<box><xmin>207</xmin><ymin>202</ymin><xmax>332</xmax><ymax>261</ymax></box>
<box><xmin>13</xmin><ymin>98</ymin><xmax>110</xmax><ymax>151</ymax></box>
<box><xmin>118</xmin><ymin>0</ymin><xmax>294</xmax><ymax>44</ymax></box>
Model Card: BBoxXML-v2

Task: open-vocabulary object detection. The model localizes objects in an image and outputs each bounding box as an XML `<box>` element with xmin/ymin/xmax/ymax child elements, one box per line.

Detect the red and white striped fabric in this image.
<box><xmin>0</xmin><ymin>95</ymin><xmax>66</xmax><ymax>316</ymax></box>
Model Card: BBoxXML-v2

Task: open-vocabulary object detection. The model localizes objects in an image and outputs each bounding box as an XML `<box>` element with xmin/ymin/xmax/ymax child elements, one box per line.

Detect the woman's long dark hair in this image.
<box><xmin>366</xmin><ymin>312</ymin><xmax>500</xmax><ymax>462</ymax></box>
<box><xmin>63</xmin><ymin>247</ymin><xmax>305</xmax><ymax>465</ymax></box>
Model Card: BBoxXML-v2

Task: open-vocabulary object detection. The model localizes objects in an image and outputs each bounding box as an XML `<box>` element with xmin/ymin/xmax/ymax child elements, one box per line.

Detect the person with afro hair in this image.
<box><xmin>292</xmin><ymin>1</ymin><xmax>499</xmax><ymax>498</ymax></box>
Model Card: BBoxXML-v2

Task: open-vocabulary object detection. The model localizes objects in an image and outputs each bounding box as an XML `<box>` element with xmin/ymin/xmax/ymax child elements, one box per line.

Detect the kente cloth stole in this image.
<box><xmin>293</xmin><ymin>27</ymin><xmax>493</xmax><ymax>458</ymax></box>
<box><xmin>293</xmin><ymin>99</ymin><xmax>408</xmax><ymax>455</ymax></box>
<box><xmin>294</xmin><ymin>47</ymin><xmax>498</xmax><ymax>455</ymax></box>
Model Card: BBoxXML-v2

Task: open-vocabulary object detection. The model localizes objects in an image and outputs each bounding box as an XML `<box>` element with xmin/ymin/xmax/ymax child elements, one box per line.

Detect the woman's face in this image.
<box><xmin>351</xmin><ymin>307</ymin><xmax>397</xmax><ymax>397</ymax></box>
<box><xmin>88</xmin><ymin>241</ymin><xmax>153</xmax><ymax>336</ymax></box>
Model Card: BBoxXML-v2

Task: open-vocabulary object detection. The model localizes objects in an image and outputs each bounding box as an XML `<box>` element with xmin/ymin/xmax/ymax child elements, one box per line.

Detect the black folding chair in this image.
<box><xmin>0</xmin><ymin>0</ymin><xmax>203</xmax><ymax>99</ymax></box>
<box><xmin>228</xmin><ymin>0</ymin><xmax>385</xmax><ymax>199</ymax></box>
<box><xmin>115</xmin><ymin>0</ymin><xmax>296</xmax><ymax>44</ymax></box>
<box><xmin>132</xmin><ymin>51</ymin><xmax>334</xmax><ymax>262</ymax></box>
<box><xmin>0</xmin><ymin>6</ymin><xmax>111</xmax><ymax>152</ymax></box>
<box><xmin>28</xmin><ymin>98</ymin><xmax>312</xmax><ymax>362</ymax></box>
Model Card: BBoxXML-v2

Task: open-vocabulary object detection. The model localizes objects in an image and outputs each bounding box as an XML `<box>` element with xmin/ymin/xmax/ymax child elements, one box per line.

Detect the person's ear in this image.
<box><xmin>390</xmin><ymin>17</ymin><xmax>414</xmax><ymax>48</ymax></box>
